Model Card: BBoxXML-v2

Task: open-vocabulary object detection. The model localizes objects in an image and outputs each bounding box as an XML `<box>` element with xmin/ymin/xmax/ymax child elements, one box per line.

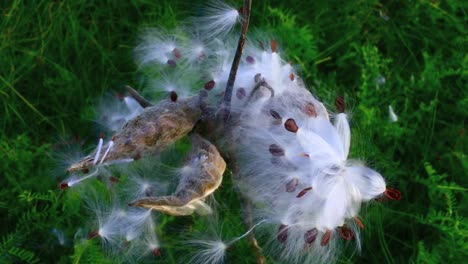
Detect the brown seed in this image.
<box><xmin>320</xmin><ymin>229</ymin><xmax>331</xmax><ymax>246</ymax></box>
<box><xmin>284</xmin><ymin>118</ymin><xmax>298</xmax><ymax>133</ymax></box>
<box><xmin>296</xmin><ymin>187</ymin><xmax>313</xmax><ymax>198</ymax></box>
<box><xmin>384</xmin><ymin>188</ymin><xmax>401</xmax><ymax>200</ymax></box>
<box><xmin>246</xmin><ymin>56</ymin><xmax>255</xmax><ymax>64</ymax></box>
<box><xmin>354</xmin><ymin>216</ymin><xmax>364</xmax><ymax>229</ymax></box>
<box><xmin>335</xmin><ymin>96</ymin><xmax>345</xmax><ymax>113</ymax></box>
<box><xmin>167</xmin><ymin>59</ymin><xmax>176</xmax><ymax>67</ymax></box>
<box><xmin>170</xmin><ymin>91</ymin><xmax>178</xmax><ymax>102</ymax></box>
<box><xmin>151</xmin><ymin>248</ymin><xmax>161</xmax><ymax>257</ymax></box>
<box><xmin>87</xmin><ymin>230</ymin><xmax>99</xmax><ymax>240</ymax></box>
<box><xmin>236</xmin><ymin>88</ymin><xmax>246</xmax><ymax>99</ymax></box>
<box><xmin>277</xmin><ymin>224</ymin><xmax>288</xmax><ymax>243</ymax></box>
<box><xmin>172</xmin><ymin>48</ymin><xmax>181</xmax><ymax>59</ymax></box>
<box><xmin>285</xmin><ymin>178</ymin><xmax>298</xmax><ymax>192</ymax></box>
<box><xmin>59</xmin><ymin>182</ymin><xmax>69</xmax><ymax>190</ymax></box>
<box><xmin>269</xmin><ymin>144</ymin><xmax>285</xmax><ymax>156</ymax></box>
<box><xmin>199</xmin><ymin>52</ymin><xmax>206</xmax><ymax>60</ymax></box>
<box><xmin>303</xmin><ymin>102</ymin><xmax>317</xmax><ymax>118</ymax></box>
<box><xmin>204</xmin><ymin>80</ymin><xmax>216</xmax><ymax>90</ymax></box>
<box><xmin>304</xmin><ymin>228</ymin><xmax>318</xmax><ymax>244</ymax></box>
<box><xmin>339</xmin><ymin>225</ymin><xmax>354</xmax><ymax>240</ymax></box>
<box><xmin>271</xmin><ymin>39</ymin><xmax>277</xmax><ymax>53</ymax></box>
<box><xmin>289</xmin><ymin>73</ymin><xmax>295</xmax><ymax>81</ymax></box>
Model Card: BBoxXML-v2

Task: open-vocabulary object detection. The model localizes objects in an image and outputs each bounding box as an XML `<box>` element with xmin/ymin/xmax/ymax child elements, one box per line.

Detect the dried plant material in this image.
<box><xmin>129</xmin><ymin>134</ymin><xmax>226</xmax><ymax>216</ymax></box>
<box><xmin>67</xmin><ymin>97</ymin><xmax>202</xmax><ymax>173</ymax></box>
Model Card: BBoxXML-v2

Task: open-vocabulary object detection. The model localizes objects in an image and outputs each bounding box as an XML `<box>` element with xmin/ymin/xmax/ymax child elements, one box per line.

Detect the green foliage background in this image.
<box><xmin>0</xmin><ymin>0</ymin><xmax>466</xmax><ymax>263</ymax></box>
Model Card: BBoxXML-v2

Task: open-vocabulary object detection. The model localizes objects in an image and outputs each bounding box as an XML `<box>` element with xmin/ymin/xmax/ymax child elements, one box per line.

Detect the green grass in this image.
<box><xmin>0</xmin><ymin>0</ymin><xmax>466</xmax><ymax>263</ymax></box>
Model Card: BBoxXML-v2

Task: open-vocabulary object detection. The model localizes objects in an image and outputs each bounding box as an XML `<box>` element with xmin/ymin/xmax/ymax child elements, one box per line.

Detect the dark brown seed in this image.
<box><xmin>277</xmin><ymin>224</ymin><xmax>288</xmax><ymax>243</ymax></box>
<box><xmin>59</xmin><ymin>182</ymin><xmax>69</xmax><ymax>190</ymax></box>
<box><xmin>271</xmin><ymin>39</ymin><xmax>277</xmax><ymax>53</ymax></box>
<box><xmin>109</xmin><ymin>176</ymin><xmax>119</xmax><ymax>183</ymax></box>
<box><xmin>204</xmin><ymin>80</ymin><xmax>216</xmax><ymax>90</ymax></box>
<box><xmin>82</xmin><ymin>168</ymin><xmax>89</xmax><ymax>174</ymax></box>
<box><xmin>246</xmin><ymin>56</ymin><xmax>255</xmax><ymax>64</ymax></box>
<box><xmin>335</xmin><ymin>96</ymin><xmax>345</xmax><ymax>113</ymax></box>
<box><xmin>133</xmin><ymin>153</ymin><xmax>142</xmax><ymax>160</ymax></box>
<box><xmin>87</xmin><ymin>230</ymin><xmax>99</xmax><ymax>240</ymax></box>
<box><xmin>354</xmin><ymin>217</ymin><xmax>364</xmax><ymax>229</ymax></box>
<box><xmin>289</xmin><ymin>73</ymin><xmax>295</xmax><ymax>81</ymax></box>
<box><xmin>167</xmin><ymin>59</ymin><xmax>176</xmax><ymax>67</ymax></box>
<box><xmin>339</xmin><ymin>225</ymin><xmax>354</xmax><ymax>240</ymax></box>
<box><xmin>304</xmin><ymin>228</ymin><xmax>318</xmax><ymax>244</ymax></box>
<box><xmin>320</xmin><ymin>229</ymin><xmax>331</xmax><ymax>246</ymax></box>
<box><xmin>145</xmin><ymin>186</ymin><xmax>154</xmax><ymax>197</ymax></box>
<box><xmin>384</xmin><ymin>188</ymin><xmax>401</xmax><ymax>200</ymax></box>
<box><xmin>236</xmin><ymin>88</ymin><xmax>246</xmax><ymax>99</ymax></box>
<box><xmin>151</xmin><ymin>248</ymin><xmax>161</xmax><ymax>257</ymax></box>
<box><xmin>172</xmin><ymin>48</ymin><xmax>181</xmax><ymax>59</ymax></box>
<box><xmin>284</xmin><ymin>118</ymin><xmax>298</xmax><ymax>133</ymax></box>
<box><xmin>296</xmin><ymin>187</ymin><xmax>313</xmax><ymax>198</ymax></box>
<box><xmin>269</xmin><ymin>144</ymin><xmax>285</xmax><ymax>156</ymax></box>
<box><xmin>170</xmin><ymin>91</ymin><xmax>178</xmax><ymax>102</ymax></box>
<box><xmin>303</xmin><ymin>102</ymin><xmax>317</xmax><ymax>118</ymax></box>
<box><xmin>285</xmin><ymin>178</ymin><xmax>299</xmax><ymax>192</ymax></box>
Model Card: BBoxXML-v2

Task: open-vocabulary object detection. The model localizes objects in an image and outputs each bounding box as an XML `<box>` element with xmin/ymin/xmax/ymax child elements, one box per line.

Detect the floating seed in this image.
<box><xmin>277</xmin><ymin>224</ymin><xmax>288</xmax><ymax>243</ymax></box>
<box><xmin>284</xmin><ymin>118</ymin><xmax>298</xmax><ymax>133</ymax></box>
<box><xmin>339</xmin><ymin>225</ymin><xmax>354</xmax><ymax>240</ymax></box>
<box><xmin>269</xmin><ymin>144</ymin><xmax>285</xmax><ymax>156</ymax></box>
<box><xmin>204</xmin><ymin>80</ymin><xmax>216</xmax><ymax>90</ymax></box>
<box><xmin>152</xmin><ymin>248</ymin><xmax>161</xmax><ymax>257</ymax></box>
<box><xmin>289</xmin><ymin>73</ymin><xmax>295</xmax><ymax>81</ymax></box>
<box><xmin>320</xmin><ymin>230</ymin><xmax>331</xmax><ymax>246</ymax></box>
<box><xmin>296</xmin><ymin>187</ymin><xmax>313</xmax><ymax>198</ymax></box>
<box><xmin>286</xmin><ymin>178</ymin><xmax>299</xmax><ymax>192</ymax></box>
<box><xmin>304</xmin><ymin>228</ymin><xmax>318</xmax><ymax>244</ymax></box>
<box><xmin>246</xmin><ymin>55</ymin><xmax>255</xmax><ymax>64</ymax></box>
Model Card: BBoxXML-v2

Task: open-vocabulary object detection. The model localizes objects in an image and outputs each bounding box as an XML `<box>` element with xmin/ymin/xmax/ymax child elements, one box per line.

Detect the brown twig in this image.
<box><xmin>221</xmin><ymin>0</ymin><xmax>252</xmax><ymax>121</ymax></box>
<box><xmin>125</xmin><ymin>85</ymin><xmax>153</xmax><ymax>108</ymax></box>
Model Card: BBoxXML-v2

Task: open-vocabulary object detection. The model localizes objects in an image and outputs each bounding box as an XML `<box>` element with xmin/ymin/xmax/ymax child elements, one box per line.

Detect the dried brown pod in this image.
<box><xmin>67</xmin><ymin>97</ymin><xmax>202</xmax><ymax>173</ymax></box>
<box><xmin>129</xmin><ymin>134</ymin><xmax>226</xmax><ymax>216</ymax></box>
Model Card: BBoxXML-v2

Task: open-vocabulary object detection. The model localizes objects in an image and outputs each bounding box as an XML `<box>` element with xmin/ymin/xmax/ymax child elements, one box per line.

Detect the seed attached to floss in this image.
<box><xmin>172</xmin><ymin>48</ymin><xmax>181</xmax><ymax>59</ymax></box>
<box><xmin>354</xmin><ymin>216</ymin><xmax>364</xmax><ymax>229</ymax></box>
<box><xmin>285</xmin><ymin>178</ymin><xmax>299</xmax><ymax>192</ymax></box>
<box><xmin>339</xmin><ymin>225</ymin><xmax>354</xmax><ymax>240</ymax></box>
<box><xmin>303</xmin><ymin>102</ymin><xmax>317</xmax><ymax>118</ymax></box>
<box><xmin>271</xmin><ymin>39</ymin><xmax>277</xmax><ymax>53</ymax></box>
<box><xmin>151</xmin><ymin>248</ymin><xmax>161</xmax><ymax>257</ymax></box>
<box><xmin>204</xmin><ymin>80</ymin><xmax>216</xmax><ymax>90</ymax></box>
<box><xmin>236</xmin><ymin>87</ymin><xmax>246</xmax><ymax>99</ymax></box>
<box><xmin>304</xmin><ymin>228</ymin><xmax>319</xmax><ymax>244</ymax></box>
<box><xmin>59</xmin><ymin>182</ymin><xmax>69</xmax><ymax>190</ymax></box>
<box><xmin>170</xmin><ymin>91</ymin><xmax>178</xmax><ymax>102</ymax></box>
<box><xmin>296</xmin><ymin>187</ymin><xmax>313</xmax><ymax>198</ymax></box>
<box><xmin>289</xmin><ymin>73</ymin><xmax>295</xmax><ymax>81</ymax></box>
<box><xmin>335</xmin><ymin>96</ymin><xmax>345</xmax><ymax>113</ymax></box>
<box><xmin>277</xmin><ymin>224</ymin><xmax>288</xmax><ymax>243</ymax></box>
<box><xmin>246</xmin><ymin>55</ymin><xmax>255</xmax><ymax>64</ymax></box>
<box><xmin>320</xmin><ymin>229</ymin><xmax>331</xmax><ymax>246</ymax></box>
<box><xmin>167</xmin><ymin>59</ymin><xmax>177</xmax><ymax>67</ymax></box>
<box><xmin>284</xmin><ymin>118</ymin><xmax>298</xmax><ymax>133</ymax></box>
<box><xmin>87</xmin><ymin>230</ymin><xmax>99</xmax><ymax>240</ymax></box>
<box><xmin>269</xmin><ymin>144</ymin><xmax>285</xmax><ymax>156</ymax></box>
<box><xmin>384</xmin><ymin>188</ymin><xmax>401</xmax><ymax>200</ymax></box>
